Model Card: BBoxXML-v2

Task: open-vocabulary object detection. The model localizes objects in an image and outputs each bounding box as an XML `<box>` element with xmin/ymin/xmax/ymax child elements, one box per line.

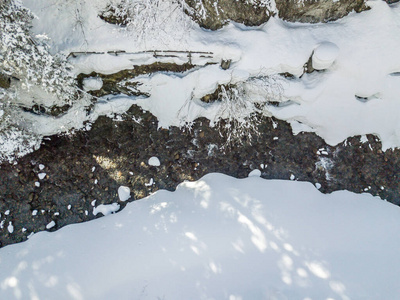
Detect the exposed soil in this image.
<box><xmin>1</xmin><ymin>104</ymin><xmax>399</xmax><ymax>248</ymax></box>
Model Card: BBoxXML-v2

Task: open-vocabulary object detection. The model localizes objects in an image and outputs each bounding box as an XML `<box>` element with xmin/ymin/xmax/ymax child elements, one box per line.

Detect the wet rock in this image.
<box><xmin>275</xmin><ymin>0</ymin><xmax>368</xmax><ymax>23</ymax></box>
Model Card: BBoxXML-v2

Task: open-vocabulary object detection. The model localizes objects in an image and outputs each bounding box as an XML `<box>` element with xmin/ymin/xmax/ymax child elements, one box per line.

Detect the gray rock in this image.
<box><xmin>275</xmin><ymin>0</ymin><xmax>368</xmax><ymax>23</ymax></box>
<box><xmin>184</xmin><ymin>0</ymin><xmax>272</xmax><ymax>30</ymax></box>
<box><xmin>0</xmin><ymin>72</ymin><xmax>10</xmax><ymax>89</ymax></box>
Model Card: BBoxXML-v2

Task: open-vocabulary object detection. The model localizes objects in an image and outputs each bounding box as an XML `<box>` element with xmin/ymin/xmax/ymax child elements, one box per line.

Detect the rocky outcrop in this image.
<box><xmin>184</xmin><ymin>0</ymin><xmax>272</xmax><ymax>30</ymax></box>
<box><xmin>275</xmin><ymin>0</ymin><xmax>368</xmax><ymax>23</ymax></box>
<box><xmin>184</xmin><ymin>0</ymin><xmax>371</xmax><ymax>30</ymax></box>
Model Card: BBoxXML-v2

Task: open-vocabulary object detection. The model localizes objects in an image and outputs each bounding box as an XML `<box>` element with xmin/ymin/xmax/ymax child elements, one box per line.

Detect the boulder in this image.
<box><xmin>184</xmin><ymin>0</ymin><xmax>272</xmax><ymax>30</ymax></box>
<box><xmin>275</xmin><ymin>0</ymin><xmax>368</xmax><ymax>23</ymax></box>
<box><xmin>0</xmin><ymin>72</ymin><xmax>10</xmax><ymax>89</ymax></box>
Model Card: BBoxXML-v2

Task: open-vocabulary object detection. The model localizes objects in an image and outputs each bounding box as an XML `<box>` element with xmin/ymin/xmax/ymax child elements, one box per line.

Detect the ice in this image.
<box><xmin>38</xmin><ymin>173</ymin><xmax>46</xmax><ymax>180</ymax></box>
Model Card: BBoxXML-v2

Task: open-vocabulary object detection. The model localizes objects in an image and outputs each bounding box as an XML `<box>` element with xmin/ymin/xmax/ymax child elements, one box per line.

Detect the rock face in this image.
<box><xmin>275</xmin><ymin>0</ymin><xmax>368</xmax><ymax>23</ymax></box>
<box><xmin>184</xmin><ymin>0</ymin><xmax>272</xmax><ymax>30</ymax></box>
<box><xmin>384</xmin><ymin>0</ymin><xmax>400</xmax><ymax>4</ymax></box>
<box><xmin>184</xmin><ymin>0</ymin><xmax>371</xmax><ymax>30</ymax></box>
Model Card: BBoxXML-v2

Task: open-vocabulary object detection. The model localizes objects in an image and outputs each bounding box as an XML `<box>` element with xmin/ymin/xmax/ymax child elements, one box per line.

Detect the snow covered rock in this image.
<box><xmin>148</xmin><ymin>156</ymin><xmax>161</xmax><ymax>167</ymax></box>
<box><xmin>118</xmin><ymin>186</ymin><xmax>131</xmax><ymax>202</ymax></box>
<box><xmin>82</xmin><ymin>77</ymin><xmax>103</xmax><ymax>92</ymax></box>
<box><xmin>276</xmin><ymin>0</ymin><xmax>368</xmax><ymax>23</ymax></box>
<box><xmin>312</xmin><ymin>42</ymin><xmax>340</xmax><ymax>70</ymax></box>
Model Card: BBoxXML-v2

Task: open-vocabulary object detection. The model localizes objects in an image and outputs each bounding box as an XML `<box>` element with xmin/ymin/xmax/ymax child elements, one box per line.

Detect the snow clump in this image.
<box><xmin>82</xmin><ymin>77</ymin><xmax>103</xmax><ymax>92</ymax></box>
<box><xmin>312</xmin><ymin>42</ymin><xmax>340</xmax><ymax>70</ymax></box>
<box><xmin>118</xmin><ymin>186</ymin><xmax>131</xmax><ymax>202</ymax></box>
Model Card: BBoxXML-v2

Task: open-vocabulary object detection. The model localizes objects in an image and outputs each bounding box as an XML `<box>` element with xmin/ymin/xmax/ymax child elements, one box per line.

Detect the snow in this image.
<box><xmin>248</xmin><ymin>169</ymin><xmax>261</xmax><ymax>177</ymax></box>
<box><xmin>7</xmin><ymin>222</ymin><xmax>13</xmax><ymax>234</ymax></box>
<box><xmin>93</xmin><ymin>203</ymin><xmax>120</xmax><ymax>216</ymax></box>
<box><xmin>14</xmin><ymin>0</ymin><xmax>400</xmax><ymax>150</ymax></box>
<box><xmin>1</xmin><ymin>173</ymin><xmax>400</xmax><ymax>299</ymax></box>
<box><xmin>145</xmin><ymin>178</ymin><xmax>154</xmax><ymax>186</ymax></box>
<box><xmin>82</xmin><ymin>77</ymin><xmax>103</xmax><ymax>92</ymax></box>
<box><xmin>312</xmin><ymin>42</ymin><xmax>340</xmax><ymax>70</ymax></box>
<box><xmin>148</xmin><ymin>156</ymin><xmax>161</xmax><ymax>166</ymax></box>
<box><xmin>117</xmin><ymin>186</ymin><xmax>131</xmax><ymax>202</ymax></box>
<box><xmin>2</xmin><ymin>2</ymin><xmax>400</xmax><ymax>297</ymax></box>
<box><xmin>46</xmin><ymin>221</ymin><xmax>55</xmax><ymax>230</ymax></box>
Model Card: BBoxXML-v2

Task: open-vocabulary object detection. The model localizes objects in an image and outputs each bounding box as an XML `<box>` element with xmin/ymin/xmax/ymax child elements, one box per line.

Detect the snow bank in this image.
<box><xmin>1</xmin><ymin>173</ymin><xmax>399</xmax><ymax>299</ymax></box>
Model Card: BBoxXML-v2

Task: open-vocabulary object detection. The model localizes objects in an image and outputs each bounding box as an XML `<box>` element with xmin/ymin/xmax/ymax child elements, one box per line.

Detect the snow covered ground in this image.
<box><xmin>1</xmin><ymin>1</ymin><xmax>400</xmax><ymax>299</ymax></box>
<box><xmin>20</xmin><ymin>0</ymin><xmax>400</xmax><ymax>150</ymax></box>
<box><xmin>1</xmin><ymin>173</ymin><xmax>400</xmax><ymax>299</ymax></box>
